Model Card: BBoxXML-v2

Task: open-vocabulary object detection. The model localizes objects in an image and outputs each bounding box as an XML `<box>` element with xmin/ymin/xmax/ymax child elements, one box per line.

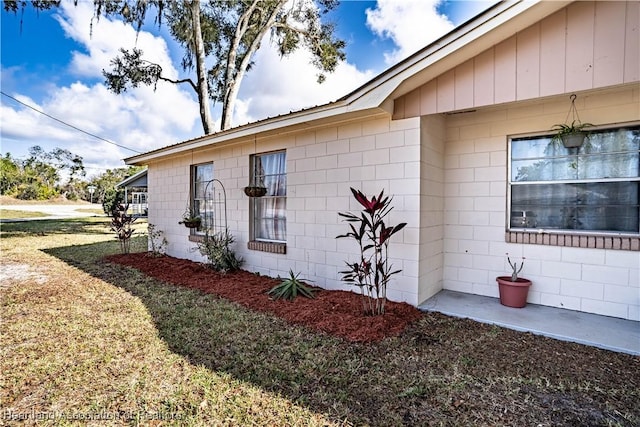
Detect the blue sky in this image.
<box><xmin>1</xmin><ymin>1</ymin><xmax>496</xmax><ymax>175</ymax></box>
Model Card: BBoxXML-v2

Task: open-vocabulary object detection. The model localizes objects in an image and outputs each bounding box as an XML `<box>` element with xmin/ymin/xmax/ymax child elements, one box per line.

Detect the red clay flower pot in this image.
<box><xmin>496</xmin><ymin>276</ymin><xmax>532</xmax><ymax>308</ymax></box>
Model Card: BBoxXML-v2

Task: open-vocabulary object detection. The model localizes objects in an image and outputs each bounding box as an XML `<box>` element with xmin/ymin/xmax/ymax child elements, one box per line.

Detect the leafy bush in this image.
<box><xmin>268</xmin><ymin>270</ymin><xmax>315</xmax><ymax>301</ymax></box>
<box><xmin>337</xmin><ymin>188</ymin><xmax>407</xmax><ymax>316</ymax></box>
<box><xmin>196</xmin><ymin>229</ymin><xmax>244</xmax><ymax>273</ymax></box>
<box><xmin>102</xmin><ymin>188</ymin><xmax>124</xmax><ymax>215</ymax></box>
<box><xmin>15</xmin><ymin>182</ymin><xmax>58</xmax><ymax>200</ymax></box>
<box><xmin>148</xmin><ymin>223</ymin><xmax>167</xmax><ymax>257</ymax></box>
<box><xmin>110</xmin><ymin>203</ymin><xmax>137</xmax><ymax>254</ymax></box>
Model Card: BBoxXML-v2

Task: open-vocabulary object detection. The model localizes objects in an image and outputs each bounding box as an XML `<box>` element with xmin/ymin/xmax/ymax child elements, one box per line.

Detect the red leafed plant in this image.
<box><xmin>110</xmin><ymin>203</ymin><xmax>137</xmax><ymax>254</ymax></box>
<box><xmin>337</xmin><ymin>188</ymin><xmax>407</xmax><ymax>315</ymax></box>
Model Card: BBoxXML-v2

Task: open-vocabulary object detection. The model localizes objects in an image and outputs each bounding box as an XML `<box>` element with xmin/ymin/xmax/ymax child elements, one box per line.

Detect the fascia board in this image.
<box><xmin>346</xmin><ymin>0</ymin><xmax>571</xmax><ymax>109</ymax></box>
<box><xmin>116</xmin><ymin>168</ymin><xmax>148</xmax><ymax>187</ymax></box>
<box><xmin>124</xmin><ymin>106</ymin><xmax>386</xmax><ymax>165</ymax></box>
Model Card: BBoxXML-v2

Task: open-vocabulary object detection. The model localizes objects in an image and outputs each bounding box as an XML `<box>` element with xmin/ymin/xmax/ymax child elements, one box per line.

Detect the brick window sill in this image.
<box><xmin>188</xmin><ymin>234</ymin><xmax>205</xmax><ymax>243</ymax></box>
<box><xmin>189</xmin><ymin>236</ymin><xmax>287</xmax><ymax>254</ymax></box>
<box><xmin>248</xmin><ymin>240</ymin><xmax>286</xmax><ymax>254</ymax></box>
<box><xmin>506</xmin><ymin>231</ymin><xmax>640</xmax><ymax>251</ymax></box>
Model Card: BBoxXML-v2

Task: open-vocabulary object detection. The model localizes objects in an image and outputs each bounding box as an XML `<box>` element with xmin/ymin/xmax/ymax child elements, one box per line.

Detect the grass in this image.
<box><xmin>1</xmin><ymin>217</ymin><xmax>639</xmax><ymax>426</ymax></box>
<box><xmin>0</xmin><ymin>208</ymin><xmax>50</xmax><ymax>220</ymax></box>
<box><xmin>1</xmin><ymin>218</ymin><xmax>329</xmax><ymax>426</ymax></box>
<box><xmin>74</xmin><ymin>208</ymin><xmax>106</xmax><ymax>215</ymax></box>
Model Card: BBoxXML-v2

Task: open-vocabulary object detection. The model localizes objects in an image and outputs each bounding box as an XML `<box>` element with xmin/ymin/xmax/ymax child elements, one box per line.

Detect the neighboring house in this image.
<box><xmin>116</xmin><ymin>168</ymin><xmax>148</xmax><ymax>216</ymax></box>
<box><xmin>125</xmin><ymin>1</ymin><xmax>639</xmax><ymax>321</ymax></box>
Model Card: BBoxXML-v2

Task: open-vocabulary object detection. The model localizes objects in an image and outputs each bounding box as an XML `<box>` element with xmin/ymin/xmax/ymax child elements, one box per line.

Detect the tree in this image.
<box><xmin>0</xmin><ymin>146</ymin><xmax>86</xmax><ymax>200</ymax></box>
<box><xmin>104</xmin><ymin>0</ymin><xmax>345</xmax><ymax>132</ymax></box>
<box><xmin>0</xmin><ymin>154</ymin><xmax>21</xmax><ymax>196</ymax></box>
<box><xmin>23</xmin><ymin>146</ymin><xmax>86</xmax><ymax>199</ymax></box>
<box><xmin>4</xmin><ymin>1</ymin><xmax>346</xmax><ymax>133</ymax></box>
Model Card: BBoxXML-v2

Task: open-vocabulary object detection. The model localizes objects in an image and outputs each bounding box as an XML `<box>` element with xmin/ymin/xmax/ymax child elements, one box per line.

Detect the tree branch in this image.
<box><xmin>157</xmin><ymin>75</ymin><xmax>198</xmax><ymax>92</ymax></box>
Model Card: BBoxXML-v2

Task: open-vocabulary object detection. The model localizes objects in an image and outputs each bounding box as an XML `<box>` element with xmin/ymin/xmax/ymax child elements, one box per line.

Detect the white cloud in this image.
<box><xmin>3</xmin><ymin>0</ymin><xmax>461</xmax><ymax>173</ymax></box>
<box><xmin>366</xmin><ymin>0</ymin><xmax>454</xmax><ymax>65</ymax></box>
<box><xmin>233</xmin><ymin>30</ymin><xmax>375</xmax><ymax>127</ymax></box>
<box><xmin>1</xmin><ymin>2</ymin><xmax>200</xmax><ymax>173</ymax></box>
<box><xmin>57</xmin><ymin>2</ymin><xmax>179</xmax><ymax>80</ymax></box>
<box><xmin>2</xmin><ymin>1</ymin><xmax>373</xmax><ymax>169</ymax></box>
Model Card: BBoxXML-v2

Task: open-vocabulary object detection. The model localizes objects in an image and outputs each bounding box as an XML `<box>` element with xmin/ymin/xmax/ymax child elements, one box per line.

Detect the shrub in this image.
<box><xmin>336</xmin><ymin>188</ymin><xmax>406</xmax><ymax>316</ymax></box>
<box><xmin>110</xmin><ymin>203</ymin><xmax>137</xmax><ymax>254</ymax></box>
<box><xmin>15</xmin><ymin>182</ymin><xmax>58</xmax><ymax>200</ymax></box>
<box><xmin>147</xmin><ymin>223</ymin><xmax>167</xmax><ymax>257</ymax></box>
<box><xmin>102</xmin><ymin>188</ymin><xmax>124</xmax><ymax>215</ymax></box>
<box><xmin>268</xmin><ymin>270</ymin><xmax>315</xmax><ymax>301</ymax></box>
<box><xmin>196</xmin><ymin>229</ymin><xmax>244</xmax><ymax>273</ymax></box>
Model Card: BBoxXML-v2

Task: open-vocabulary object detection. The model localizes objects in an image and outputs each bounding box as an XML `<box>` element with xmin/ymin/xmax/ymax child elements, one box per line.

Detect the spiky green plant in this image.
<box><xmin>268</xmin><ymin>270</ymin><xmax>315</xmax><ymax>301</ymax></box>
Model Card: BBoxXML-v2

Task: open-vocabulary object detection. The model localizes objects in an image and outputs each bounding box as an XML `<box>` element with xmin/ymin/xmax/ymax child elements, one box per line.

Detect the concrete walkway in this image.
<box><xmin>419</xmin><ymin>290</ymin><xmax>639</xmax><ymax>356</ymax></box>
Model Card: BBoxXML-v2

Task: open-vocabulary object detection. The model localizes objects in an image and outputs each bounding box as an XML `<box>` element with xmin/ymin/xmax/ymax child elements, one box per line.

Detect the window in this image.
<box><xmin>250</xmin><ymin>151</ymin><xmax>286</xmax><ymax>243</ymax></box>
<box><xmin>509</xmin><ymin>125</ymin><xmax>639</xmax><ymax>235</ymax></box>
<box><xmin>192</xmin><ymin>163</ymin><xmax>213</xmax><ymax>232</ymax></box>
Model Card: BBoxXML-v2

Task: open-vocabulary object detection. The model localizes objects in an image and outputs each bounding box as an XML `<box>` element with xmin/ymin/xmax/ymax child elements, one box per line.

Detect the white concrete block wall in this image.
<box><xmin>147</xmin><ymin>116</ymin><xmax>422</xmax><ymax>306</ymax></box>
<box><xmin>147</xmin><ymin>155</ymin><xmax>194</xmax><ymax>258</ymax></box>
<box><xmin>417</xmin><ymin>115</ymin><xmax>445</xmax><ymax>303</ymax></box>
<box><xmin>441</xmin><ymin>85</ymin><xmax>640</xmax><ymax>320</ymax></box>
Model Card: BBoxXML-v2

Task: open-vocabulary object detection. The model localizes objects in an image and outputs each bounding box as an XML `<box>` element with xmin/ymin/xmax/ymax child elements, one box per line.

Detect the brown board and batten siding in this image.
<box><xmin>393</xmin><ymin>1</ymin><xmax>640</xmax><ymax>119</ymax></box>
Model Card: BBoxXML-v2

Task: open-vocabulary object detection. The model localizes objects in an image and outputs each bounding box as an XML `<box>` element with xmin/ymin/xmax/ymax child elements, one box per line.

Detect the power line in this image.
<box><xmin>7</xmin><ymin>154</ymin><xmax>124</xmax><ymax>172</ymax></box>
<box><xmin>1</xmin><ymin>91</ymin><xmax>142</xmax><ymax>154</ymax></box>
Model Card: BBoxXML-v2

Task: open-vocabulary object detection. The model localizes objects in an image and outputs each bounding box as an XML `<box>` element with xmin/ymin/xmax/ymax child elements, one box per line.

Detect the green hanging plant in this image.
<box><xmin>550</xmin><ymin>94</ymin><xmax>594</xmax><ymax>148</ymax></box>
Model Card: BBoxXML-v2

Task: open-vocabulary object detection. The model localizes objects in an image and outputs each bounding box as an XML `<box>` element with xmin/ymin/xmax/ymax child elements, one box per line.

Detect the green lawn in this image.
<box><xmin>1</xmin><ymin>217</ymin><xmax>639</xmax><ymax>426</ymax></box>
<box><xmin>74</xmin><ymin>207</ymin><xmax>106</xmax><ymax>215</ymax></box>
<box><xmin>0</xmin><ymin>208</ymin><xmax>50</xmax><ymax>220</ymax></box>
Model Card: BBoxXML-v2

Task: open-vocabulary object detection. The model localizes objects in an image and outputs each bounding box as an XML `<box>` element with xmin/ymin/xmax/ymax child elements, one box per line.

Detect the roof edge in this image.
<box><xmin>125</xmin><ymin>0</ymin><xmax>571</xmax><ymax>166</ymax></box>
<box><xmin>124</xmin><ymin>106</ymin><xmax>387</xmax><ymax>165</ymax></box>
<box><xmin>116</xmin><ymin>167</ymin><xmax>148</xmax><ymax>187</ymax></box>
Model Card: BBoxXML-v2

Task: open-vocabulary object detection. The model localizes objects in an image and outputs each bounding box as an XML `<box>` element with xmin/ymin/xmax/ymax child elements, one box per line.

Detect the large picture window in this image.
<box><xmin>192</xmin><ymin>162</ymin><xmax>213</xmax><ymax>232</ymax></box>
<box><xmin>251</xmin><ymin>151</ymin><xmax>286</xmax><ymax>242</ymax></box>
<box><xmin>509</xmin><ymin>125</ymin><xmax>639</xmax><ymax>235</ymax></box>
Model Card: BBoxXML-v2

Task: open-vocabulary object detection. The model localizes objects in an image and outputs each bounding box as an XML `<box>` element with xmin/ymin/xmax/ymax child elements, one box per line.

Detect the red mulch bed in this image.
<box><xmin>105</xmin><ymin>253</ymin><xmax>423</xmax><ymax>343</ymax></box>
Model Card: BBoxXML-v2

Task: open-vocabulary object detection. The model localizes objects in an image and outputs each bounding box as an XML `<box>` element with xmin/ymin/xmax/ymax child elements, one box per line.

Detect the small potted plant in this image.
<box><xmin>496</xmin><ymin>254</ymin><xmax>531</xmax><ymax>308</ymax></box>
<box><xmin>551</xmin><ymin>120</ymin><xmax>593</xmax><ymax>148</ymax></box>
<box><xmin>551</xmin><ymin>94</ymin><xmax>593</xmax><ymax>149</ymax></box>
<box><xmin>178</xmin><ymin>206</ymin><xmax>201</xmax><ymax>228</ymax></box>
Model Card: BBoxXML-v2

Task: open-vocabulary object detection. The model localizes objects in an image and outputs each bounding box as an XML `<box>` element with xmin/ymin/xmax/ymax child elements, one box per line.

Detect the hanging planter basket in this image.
<box><xmin>244</xmin><ymin>186</ymin><xmax>267</xmax><ymax>198</ymax></box>
<box><xmin>179</xmin><ymin>218</ymin><xmax>201</xmax><ymax>228</ymax></box>
<box><xmin>551</xmin><ymin>94</ymin><xmax>593</xmax><ymax>149</ymax></box>
<box><xmin>245</xmin><ymin>137</ymin><xmax>268</xmax><ymax>198</ymax></box>
<box><xmin>560</xmin><ymin>131</ymin><xmax>588</xmax><ymax>148</ymax></box>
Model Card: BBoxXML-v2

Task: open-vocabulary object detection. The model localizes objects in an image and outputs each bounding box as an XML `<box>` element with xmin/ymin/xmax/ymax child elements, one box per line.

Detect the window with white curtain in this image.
<box><xmin>251</xmin><ymin>151</ymin><xmax>286</xmax><ymax>242</ymax></box>
<box><xmin>192</xmin><ymin>162</ymin><xmax>213</xmax><ymax>232</ymax></box>
<box><xmin>509</xmin><ymin>125</ymin><xmax>639</xmax><ymax>234</ymax></box>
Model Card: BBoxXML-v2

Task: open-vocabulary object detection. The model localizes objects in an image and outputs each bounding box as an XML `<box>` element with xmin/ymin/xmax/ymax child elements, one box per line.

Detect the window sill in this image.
<box><xmin>248</xmin><ymin>241</ymin><xmax>286</xmax><ymax>254</ymax></box>
<box><xmin>506</xmin><ymin>231</ymin><xmax>640</xmax><ymax>251</ymax></box>
<box><xmin>188</xmin><ymin>234</ymin><xmax>205</xmax><ymax>243</ymax></box>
